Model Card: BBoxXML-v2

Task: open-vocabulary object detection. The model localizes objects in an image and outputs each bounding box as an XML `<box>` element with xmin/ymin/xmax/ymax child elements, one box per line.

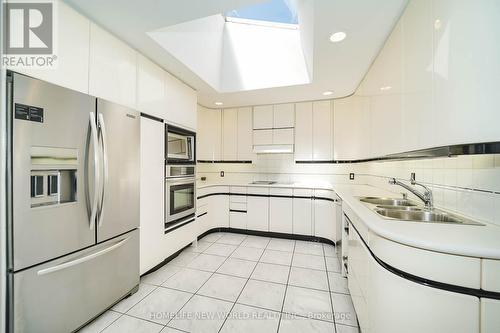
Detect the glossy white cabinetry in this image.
<box><xmin>89</xmin><ymin>23</ymin><xmax>137</xmax><ymax>109</ymax></box>
<box><xmin>253</xmin><ymin>130</ymin><xmax>273</xmax><ymax>145</ymax></box>
<box><xmin>211</xmin><ymin>193</ymin><xmax>229</xmax><ymax>228</ymax></box>
<box><xmin>139</xmin><ymin>117</ymin><xmax>165</xmax><ymax>274</ymax></box>
<box><xmin>136</xmin><ymin>55</ymin><xmax>165</xmax><ymax>118</ymax></box>
<box><xmin>253</xmin><ymin>105</ymin><xmax>274</xmax><ymax>129</ymax></box>
<box><xmin>333</xmin><ymin>97</ymin><xmax>371</xmax><ymax>160</ymax></box>
<box><xmin>273</xmin><ymin>103</ymin><xmax>295</xmax><ymax>128</ymax></box>
<box><xmin>312</xmin><ymin>101</ymin><xmax>333</xmax><ymax>160</ymax></box>
<box><xmin>481</xmin><ymin>259</ymin><xmax>500</xmax><ymax>292</ymax></box>
<box><xmin>269</xmin><ymin>188</ymin><xmax>293</xmax><ymax>234</ymax></box>
<box><xmin>481</xmin><ymin>298</ymin><xmax>500</xmax><ymax>333</ymax></box>
<box><xmin>294</xmin><ymin>102</ymin><xmax>313</xmax><ymax>160</ymax></box>
<box><xmin>10</xmin><ymin>2</ymin><xmax>90</xmax><ymax>94</ymax></box>
<box><xmin>222</xmin><ymin>108</ymin><xmax>238</xmax><ymax>160</ymax></box>
<box><xmin>293</xmin><ymin>189</ymin><xmax>313</xmax><ymax>236</ymax></box>
<box><xmin>237</xmin><ymin>107</ymin><xmax>255</xmax><ymax>161</ymax></box>
<box><xmin>247</xmin><ymin>188</ymin><xmax>269</xmax><ymax>232</ymax></box>
<box><xmin>272</xmin><ymin>128</ymin><xmax>294</xmax><ymax>145</ymax></box>
<box><xmin>164</xmin><ymin>71</ymin><xmax>197</xmax><ymax>130</ymax></box>
<box><xmin>313</xmin><ymin>193</ymin><xmax>336</xmax><ymax>241</ymax></box>
<box><xmin>197</xmin><ymin>106</ymin><xmax>222</xmax><ymax>161</ymax></box>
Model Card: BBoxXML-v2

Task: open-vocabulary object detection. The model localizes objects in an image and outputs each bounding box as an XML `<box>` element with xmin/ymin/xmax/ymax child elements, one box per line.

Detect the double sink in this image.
<box><xmin>359</xmin><ymin>197</ymin><xmax>484</xmax><ymax>226</ymax></box>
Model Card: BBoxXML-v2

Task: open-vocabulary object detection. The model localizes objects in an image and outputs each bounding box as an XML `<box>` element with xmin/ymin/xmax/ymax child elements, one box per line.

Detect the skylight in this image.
<box><xmin>226</xmin><ymin>0</ymin><xmax>298</xmax><ymax>25</ymax></box>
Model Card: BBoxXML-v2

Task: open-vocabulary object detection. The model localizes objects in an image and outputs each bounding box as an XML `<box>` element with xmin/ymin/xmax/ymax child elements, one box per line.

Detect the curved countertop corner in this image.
<box><xmin>197</xmin><ymin>180</ymin><xmax>500</xmax><ymax>260</ymax></box>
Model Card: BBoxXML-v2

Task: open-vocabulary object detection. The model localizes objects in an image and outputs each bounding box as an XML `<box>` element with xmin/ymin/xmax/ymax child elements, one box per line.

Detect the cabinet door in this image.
<box><xmin>137</xmin><ymin>55</ymin><xmax>165</xmax><ymax>118</ymax></box>
<box><xmin>253</xmin><ymin>129</ymin><xmax>273</xmax><ymax>145</ymax></box>
<box><xmin>270</xmin><ymin>197</ymin><xmax>293</xmax><ymax>234</ymax></box>
<box><xmin>312</xmin><ymin>101</ymin><xmax>333</xmax><ymax>160</ymax></box>
<box><xmin>314</xmin><ymin>199</ymin><xmax>336</xmax><ymax>241</ymax></box>
<box><xmin>140</xmin><ymin>117</ymin><xmax>165</xmax><ymax>274</ymax></box>
<box><xmin>211</xmin><ymin>195</ymin><xmax>229</xmax><ymax>228</ymax></box>
<box><xmin>237</xmin><ymin>107</ymin><xmax>254</xmax><ymax>161</ymax></box>
<box><xmin>89</xmin><ymin>23</ymin><xmax>137</xmax><ymax>109</ymax></box>
<box><xmin>333</xmin><ymin>97</ymin><xmax>371</xmax><ymax>160</ymax></box>
<box><xmin>273</xmin><ymin>128</ymin><xmax>294</xmax><ymax>145</ymax></box>
<box><xmin>274</xmin><ymin>103</ymin><xmax>295</xmax><ymax>128</ymax></box>
<box><xmin>247</xmin><ymin>196</ymin><xmax>269</xmax><ymax>232</ymax></box>
<box><xmin>230</xmin><ymin>211</ymin><xmax>247</xmax><ymax>229</ymax></box>
<box><xmin>164</xmin><ymin>71</ymin><xmax>197</xmax><ymax>131</ymax></box>
<box><xmin>294</xmin><ymin>102</ymin><xmax>313</xmax><ymax>160</ymax></box>
<box><xmin>481</xmin><ymin>298</ymin><xmax>500</xmax><ymax>333</ymax></box>
<box><xmin>222</xmin><ymin>108</ymin><xmax>238</xmax><ymax>160</ymax></box>
<box><xmin>293</xmin><ymin>198</ymin><xmax>312</xmax><ymax>235</ymax></box>
<box><xmin>197</xmin><ymin>106</ymin><xmax>221</xmax><ymax>161</ymax></box>
<box><xmin>253</xmin><ymin>105</ymin><xmax>273</xmax><ymax>129</ymax></box>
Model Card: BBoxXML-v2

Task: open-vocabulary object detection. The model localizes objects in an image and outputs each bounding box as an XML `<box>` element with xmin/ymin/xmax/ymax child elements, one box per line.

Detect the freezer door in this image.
<box><xmin>11</xmin><ymin>73</ymin><xmax>96</xmax><ymax>271</ymax></box>
<box><xmin>12</xmin><ymin>230</ymin><xmax>139</xmax><ymax>333</ymax></box>
<box><xmin>96</xmin><ymin>99</ymin><xmax>140</xmax><ymax>242</ymax></box>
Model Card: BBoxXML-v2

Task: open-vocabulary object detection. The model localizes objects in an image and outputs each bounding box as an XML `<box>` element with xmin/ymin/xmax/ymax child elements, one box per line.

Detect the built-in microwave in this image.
<box><xmin>166</xmin><ymin>124</ymin><xmax>195</xmax><ymax>164</ymax></box>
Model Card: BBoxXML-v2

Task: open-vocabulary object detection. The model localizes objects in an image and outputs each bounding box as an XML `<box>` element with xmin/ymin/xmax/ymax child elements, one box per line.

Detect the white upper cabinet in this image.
<box><xmin>222</xmin><ymin>108</ymin><xmax>238</xmax><ymax>160</ymax></box>
<box><xmin>312</xmin><ymin>101</ymin><xmax>333</xmax><ymax>160</ymax></box>
<box><xmin>136</xmin><ymin>55</ymin><xmax>165</xmax><ymax>118</ymax></box>
<box><xmin>237</xmin><ymin>107</ymin><xmax>255</xmax><ymax>161</ymax></box>
<box><xmin>432</xmin><ymin>0</ymin><xmax>500</xmax><ymax>146</ymax></box>
<box><xmin>274</xmin><ymin>104</ymin><xmax>295</xmax><ymax>128</ymax></box>
<box><xmin>294</xmin><ymin>102</ymin><xmax>313</xmax><ymax>160</ymax></box>
<box><xmin>253</xmin><ymin>105</ymin><xmax>274</xmax><ymax>129</ymax></box>
<box><xmin>10</xmin><ymin>2</ymin><xmax>90</xmax><ymax>94</ymax></box>
<box><xmin>334</xmin><ymin>97</ymin><xmax>371</xmax><ymax>160</ymax></box>
<box><xmin>89</xmin><ymin>23</ymin><xmax>137</xmax><ymax>109</ymax></box>
<box><xmin>197</xmin><ymin>106</ymin><xmax>221</xmax><ymax>161</ymax></box>
<box><xmin>164</xmin><ymin>71</ymin><xmax>197</xmax><ymax>131</ymax></box>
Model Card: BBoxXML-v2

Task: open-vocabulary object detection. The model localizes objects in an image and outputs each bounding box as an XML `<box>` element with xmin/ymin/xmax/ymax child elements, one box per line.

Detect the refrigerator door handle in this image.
<box><xmin>97</xmin><ymin>113</ymin><xmax>109</xmax><ymax>227</ymax></box>
<box><xmin>88</xmin><ymin>112</ymin><xmax>100</xmax><ymax>230</ymax></box>
<box><xmin>36</xmin><ymin>237</ymin><xmax>130</xmax><ymax>276</ymax></box>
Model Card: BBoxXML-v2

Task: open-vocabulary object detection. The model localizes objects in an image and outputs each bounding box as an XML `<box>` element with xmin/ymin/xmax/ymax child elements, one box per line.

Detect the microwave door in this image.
<box><xmin>167</xmin><ymin>133</ymin><xmax>188</xmax><ymax>159</ymax></box>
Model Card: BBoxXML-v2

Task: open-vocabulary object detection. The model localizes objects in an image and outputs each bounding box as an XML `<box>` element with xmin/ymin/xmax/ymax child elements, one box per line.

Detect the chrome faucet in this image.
<box><xmin>388</xmin><ymin>177</ymin><xmax>434</xmax><ymax>209</ymax></box>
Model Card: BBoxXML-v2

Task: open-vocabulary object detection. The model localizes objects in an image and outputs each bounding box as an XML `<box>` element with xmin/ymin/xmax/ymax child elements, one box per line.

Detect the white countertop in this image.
<box><xmin>197</xmin><ymin>181</ymin><xmax>500</xmax><ymax>260</ymax></box>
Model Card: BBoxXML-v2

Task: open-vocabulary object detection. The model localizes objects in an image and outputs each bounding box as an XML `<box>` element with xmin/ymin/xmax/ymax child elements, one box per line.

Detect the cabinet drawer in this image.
<box><xmin>247</xmin><ymin>187</ymin><xmax>269</xmax><ymax>195</ymax></box>
<box><xmin>230</xmin><ymin>202</ymin><xmax>247</xmax><ymax>211</ymax></box>
<box><xmin>230</xmin><ymin>195</ymin><xmax>247</xmax><ymax>203</ymax></box>
<box><xmin>230</xmin><ymin>186</ymin><xmax>247</xmax><ymax>194</ymax></box>
<box><xmin>273</xmin><ymin>128</ymin><xmax>294</xmax><ymax>144</ymax></box>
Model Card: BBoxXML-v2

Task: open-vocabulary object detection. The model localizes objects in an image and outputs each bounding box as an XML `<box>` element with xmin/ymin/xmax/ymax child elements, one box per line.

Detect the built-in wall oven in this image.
<box><xmin>165</xmin><ymin>165</ymin><xmax>196</xmax><ymax>231</ymax></box>
<box><xmin>166</xmin><ymin>124</ymin><xmax>195</xmax><ymax>164</ymax></box>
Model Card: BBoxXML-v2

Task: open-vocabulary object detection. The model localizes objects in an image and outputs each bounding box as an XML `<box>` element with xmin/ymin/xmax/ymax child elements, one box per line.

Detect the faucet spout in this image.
<box><xmin>388</xmin><ymin>178</ymin><xmax>434</xmax><ymax>209</ymax></box>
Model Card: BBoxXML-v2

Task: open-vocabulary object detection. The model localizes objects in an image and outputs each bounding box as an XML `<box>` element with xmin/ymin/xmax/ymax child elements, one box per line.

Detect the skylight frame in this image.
<box><xmin>224</xmin><ymin>16</ymin><xmax>299</xmax><ymax>30</ymax></box>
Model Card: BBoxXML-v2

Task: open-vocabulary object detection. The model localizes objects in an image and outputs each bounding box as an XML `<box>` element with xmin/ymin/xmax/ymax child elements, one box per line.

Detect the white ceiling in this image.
<box><xmin>65</xmin><ymin>0</ymin><xmax>408</xmax><ymax>108</ymax></box>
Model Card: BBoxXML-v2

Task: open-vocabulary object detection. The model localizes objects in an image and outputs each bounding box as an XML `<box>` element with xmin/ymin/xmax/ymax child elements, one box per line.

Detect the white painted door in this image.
<box><xmin>294</xmin><ymin>102</ymin><xmax>313</xmax><ymax>160</ymax></box>
<box><xmin>237</xmin><ymin>107</ymin><xmax>254</xmax><ymax>161</ymax></box>
<box><xmin>139</xmin><ymin>116</ymin><xmax>165</xmax><ymax>274</ymax></box>
<box><xmin>253</xmin><ymin>105</ymin><xmax>274</xmax><ymax>129</ymax></box>
<box><xmin>314</xmin><ymin>199</ymin><xmax>336</xmax><ymax>241</ymax></box>
<box><xmin>222</xmin><ymin>108</ymin><xmax>238</xmax><ymax>160</ymax></box>
<box><xmin>312</xmin><ymin>101</ymin><xmax>333</xmax><ymax>160</ymax></box>
<box><xmin>197</xmin><ymin>106</ymin><xmax>222</xmax><ymax>161</ymax></box>
<box><xmin>270</xmin><ymin>197</ymin><xmax>293</xmax><ymax>234</ymax></box>
<box><xmin>293</xmin><ymin>198</ymin><xmax>313</xmax><ymax>236</ymax></box>
<box><xmin>211</xmin><ymin>195</ymin><xmax>229</xmax><ymax>228</ymax></box>
<box><xmin>164</xmin><ymin>71</ymin><xmax>197</xmax><ymax>130</ymax></box>
<box><xmin>137</xmin><ymin>55</ymin><xmax>165</xmax><ymax>118</ymax></box>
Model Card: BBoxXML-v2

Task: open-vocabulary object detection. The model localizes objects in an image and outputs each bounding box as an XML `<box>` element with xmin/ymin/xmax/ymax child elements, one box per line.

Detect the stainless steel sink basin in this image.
<box><xmin>376</xmin><ymin>205</ymin><xmax>423</xmax><ymax>211</ymax></box>
<box><xmin>359</xmin><ymin>197</ymin><xmax>417</xmax><ymax>207</ymax></box>
<box><xmin>374</xmin><ymin>208</ymin><xmax>484</xmax><ymax>226</ymax></box>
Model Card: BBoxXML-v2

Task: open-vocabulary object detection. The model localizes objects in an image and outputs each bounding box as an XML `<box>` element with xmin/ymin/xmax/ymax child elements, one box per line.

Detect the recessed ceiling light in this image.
<box><xmin>214</xmin><ymin>102</ymin><xmax>223</xmax><ymax>106</ymax></box>
<box><xmin>329</xmin><ymin>31</ymin><xmax>346</xmax><ymax>43</ymax></box>
<box><xmin>322</xmin><ymin>91</ymin><xmax>333</xmax><ymax>96</ymax></box>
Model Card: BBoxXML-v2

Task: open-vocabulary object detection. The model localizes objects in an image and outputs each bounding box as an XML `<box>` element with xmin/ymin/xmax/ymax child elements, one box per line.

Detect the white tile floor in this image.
<box><xmin>80</xmin><ymin>233</ymin><xmax>359</xmax><ymax>333</ymax></box>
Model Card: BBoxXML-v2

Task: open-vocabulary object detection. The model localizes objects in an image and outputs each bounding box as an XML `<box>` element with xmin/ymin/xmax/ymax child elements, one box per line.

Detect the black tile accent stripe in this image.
<box><xmin>346</xmin><ymin>213</ymin><xmax>500</xmax><ymax>300</ymax></box>
<box><xmin>140</xmin><ymin>112</ymin><xmax>164</xmax><ymax>123</ymax></box>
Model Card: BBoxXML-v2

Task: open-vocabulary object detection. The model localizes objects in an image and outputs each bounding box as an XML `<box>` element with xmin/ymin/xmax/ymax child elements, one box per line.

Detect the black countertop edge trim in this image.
<box><xmin>347</xmin><ymin>215</ymin><xmax>500</xmax><ymax>300</ymax></box>
<box><xmin>296</xmin><ymin>141</ymin><xmax>500</xmax><ymax>164</ymax></box>
<box><xmin>140</xmin><ymin>112</ymin><xmax>164</xmax><ymax>123</ymax></box>
<box><xmin>197</xmin><ymin>227</ymin><xmax>336</xmax><ymax>247</ymax></box>
<box><xmin>197</xmin><ymin>192</ymin><xmax>338</xmax><ymax>202</ymax></box>
<box><xmin>197</xmin><ymin>160</ymin><xmax>253</xmax><ymax>164</ymax></box>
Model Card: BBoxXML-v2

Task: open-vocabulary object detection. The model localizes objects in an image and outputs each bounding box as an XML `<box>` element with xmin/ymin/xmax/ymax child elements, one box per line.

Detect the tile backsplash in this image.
<box><xmin>197</xmin><ymin>154</ymin><xmax>500</xmax><ymax>226</ymax></box>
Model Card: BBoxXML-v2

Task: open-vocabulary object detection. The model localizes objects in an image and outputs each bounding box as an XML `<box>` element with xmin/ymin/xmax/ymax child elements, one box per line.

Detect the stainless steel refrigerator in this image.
<box><xmin>6</xmin><ymin>72</ymin><xmax>140</xmax><ymax>332</ymax></box>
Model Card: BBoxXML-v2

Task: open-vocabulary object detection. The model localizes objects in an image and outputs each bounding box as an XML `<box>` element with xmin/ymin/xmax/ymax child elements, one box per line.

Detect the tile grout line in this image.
<box><xmin>276</xmin><ymin>239</ymin><xmax>296</xmax><ymax>333</ymax></box>
<box><xmin>323</xmin><ymin>244</ymin><xmax>337</xmax><ymax>333</ymax></box>
<box><xmin>164</xmin><ymin>234</ymin><xmax>247</xmax><ymax>331</ymax></box>
<box><xmin>216</xmin><ymin>236</ymin><xmax>271</xmax><ymax>333</ymax></box>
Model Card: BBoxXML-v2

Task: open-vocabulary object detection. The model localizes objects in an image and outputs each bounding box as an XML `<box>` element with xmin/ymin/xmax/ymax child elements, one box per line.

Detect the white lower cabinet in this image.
<box><xmin>313</xmin><ymin>193</ymin><xmax>337</xmax><ymax>241</ymax></box>
<box><xmin>247</xmin><ymin>188</ymin><xmax>269</xmax><ymax>232</ymax></box>
<box><xmin>292</xmin><ymin>189</ymin><xmax>313</xmax><ymax>236</ymax></box>
<box><xmin>481</xmin><ymin>298</ymin><xmax>500</xmax><ymax>333</ymax></box>
<box><xmin>211</xmin><ymin>194</ymin><xmax>229</xmax><ymax>228</ymax></box>
<box><xmin>269</xmin><ymin>188</ymin><xmax>293</xmax><ymax>234</ymax></box>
